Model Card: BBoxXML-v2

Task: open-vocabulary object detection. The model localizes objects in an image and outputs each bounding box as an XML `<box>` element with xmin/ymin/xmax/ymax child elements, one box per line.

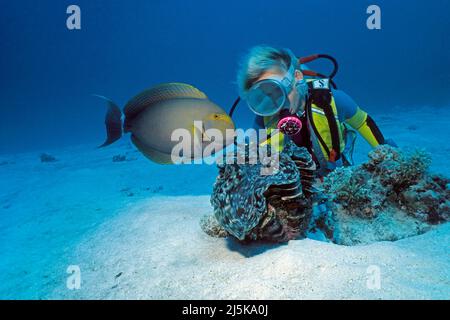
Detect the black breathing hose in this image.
<box><xmin>316</xmin><ymin>54</ymin><xmax>339</xmax><ymax>80</ymax></box>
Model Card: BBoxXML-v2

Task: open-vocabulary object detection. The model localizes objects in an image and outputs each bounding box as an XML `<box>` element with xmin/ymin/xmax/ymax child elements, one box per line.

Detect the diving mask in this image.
<box><xmin>246</xmin><ymin>71</ymin><xmax>295</xmax><ymax>116</ymax></box>
<box><xmin>246</xmin><ymin>50</ymin><xmax>308</xmax><ymax>117</ymax></box>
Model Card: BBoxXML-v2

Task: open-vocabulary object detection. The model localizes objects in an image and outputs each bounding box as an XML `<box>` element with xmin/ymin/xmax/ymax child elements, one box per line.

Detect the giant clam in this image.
<box><xmin>210</xmin><ymin>142</ymin><xmax>316</xmax><ymax>242</ymax></box>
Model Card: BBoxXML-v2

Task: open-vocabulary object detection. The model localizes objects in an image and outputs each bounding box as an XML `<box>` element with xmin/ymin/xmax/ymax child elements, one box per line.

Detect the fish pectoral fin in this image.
<box><xmin>191</xmin><ymin>124</ymin><xmax>205</xmax><ymax>158</ymax></box>
<box><xmin>201</xmin><ymin>125</ymin><xmax>212</xmax><ymax>142</ymax></box>
<box><xmin>131</xmin><ymin>135</ymin><xmax>174</xmax><ymax>164</ymax></box>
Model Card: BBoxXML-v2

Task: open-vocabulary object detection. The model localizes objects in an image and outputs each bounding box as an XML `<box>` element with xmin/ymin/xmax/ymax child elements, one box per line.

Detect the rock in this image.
<box><xmin>112</xmin><ymin>155</ymin><xmax>127</xmax><ymax>162</ymax></box>
<box><xmin>112</xmin><ymin>153</ymin><xmax>137</xmax><ymax>162</ymax></box>
<box><xmin>40</xmin><ymin>153</ymin><xmax>57</xmax><ymax>163</ymax></box>
<box><xmin>199</xmin><ymin>215</ymin><xmax>228</xmax><ymax>238</ymax></box>
<box><xmin>320</xmin><ymin>145</ymin><xmax>449</xmax><ymax>245</ymax></box>
<box><xmin>152</xmin><ymin>186</ymin><xmax>164</xmax><ymax>193</ymax></box>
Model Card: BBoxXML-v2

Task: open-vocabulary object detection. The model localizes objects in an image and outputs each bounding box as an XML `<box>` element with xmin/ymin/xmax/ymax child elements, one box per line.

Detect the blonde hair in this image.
<box><xmin>236</xmin><ymin>45</ymin><xmax>295</xmax><ymax>98</ymax></box>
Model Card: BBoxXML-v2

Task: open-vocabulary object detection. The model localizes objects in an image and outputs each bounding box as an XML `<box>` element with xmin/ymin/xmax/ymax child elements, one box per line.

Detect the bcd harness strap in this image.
<box><xmin>306</xmin><ymin>80</ymin><xmax>341</xmax><ymax>163</ymax></box>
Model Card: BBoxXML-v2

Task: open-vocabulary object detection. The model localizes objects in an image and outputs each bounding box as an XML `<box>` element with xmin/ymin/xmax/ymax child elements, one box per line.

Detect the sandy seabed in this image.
<box><xmin>0</xmin><ymin>106</ymin><xmax>449</xmax><ymax>299</ymax></box>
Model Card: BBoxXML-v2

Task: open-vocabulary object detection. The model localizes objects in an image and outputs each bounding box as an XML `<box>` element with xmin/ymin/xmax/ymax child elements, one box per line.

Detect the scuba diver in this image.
<box><xmin>233</xmin><ymin>45</ymin><xmax>396</xmax><ymax>177</ymax></box>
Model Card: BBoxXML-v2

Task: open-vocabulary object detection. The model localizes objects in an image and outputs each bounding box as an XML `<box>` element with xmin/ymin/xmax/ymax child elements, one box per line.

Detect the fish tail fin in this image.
<box><xmin>93</xmin><ymin>94</ymin><xmax>123</xmax><ymax>148</ymax></box>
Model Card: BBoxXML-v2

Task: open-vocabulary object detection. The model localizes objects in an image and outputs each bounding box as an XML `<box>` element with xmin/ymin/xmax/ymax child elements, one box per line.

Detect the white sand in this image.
<box><xmin>51</xmin><ymin>195</ymin><xmax>450</xmax><ymax>300</ymax></box>
<box><xmin>0</xmin><ymin>106</ymin><xmax>449</xmax><ymax>299</ymax></box>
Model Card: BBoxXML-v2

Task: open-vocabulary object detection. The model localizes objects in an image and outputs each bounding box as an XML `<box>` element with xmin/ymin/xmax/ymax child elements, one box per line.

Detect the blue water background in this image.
<box><xmin>0</xmin><ymin>0</ymin><xmax>449</xmax><ymax>154</ymax></box>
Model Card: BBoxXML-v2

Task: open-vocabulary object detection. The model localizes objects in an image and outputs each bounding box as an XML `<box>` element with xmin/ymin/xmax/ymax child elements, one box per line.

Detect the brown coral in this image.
<box><xmin>321</xmin><ymin>145</ymin><xmax>449</xmax><ymax>245</ymax></box>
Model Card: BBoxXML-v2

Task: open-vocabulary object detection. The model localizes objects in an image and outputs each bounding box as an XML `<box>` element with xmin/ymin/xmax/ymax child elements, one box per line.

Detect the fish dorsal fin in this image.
<box><xmin>124</xmin><ymin>83</ymin><xmax>208</xmax><ymax>120</ymax></box>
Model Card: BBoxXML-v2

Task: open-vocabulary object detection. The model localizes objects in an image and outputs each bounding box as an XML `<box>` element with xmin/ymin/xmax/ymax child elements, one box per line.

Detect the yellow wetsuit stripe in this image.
<box><xmin>346</xmin><ymin>107</ymin><xmax>380</xmax><ymax>147</ymax></box>
<box><xmin>260</xmin><ymin>128</ymin><xmax>284</xmax><ymax>152</ymax></box>
<box><xmin>346</xmin><ymin>107</ymin><xmax>367</xmax><ymax>129</ymax></box>
<box><xmin>259</xmin><ymin>117</ymin><xmax>285</xmax><ymax>152</ymax></box>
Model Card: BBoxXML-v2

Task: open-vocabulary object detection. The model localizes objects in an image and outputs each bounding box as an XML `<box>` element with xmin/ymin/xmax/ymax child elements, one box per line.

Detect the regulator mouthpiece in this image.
<box><xmin>277</xmin><ymin>116</ymin><xmax>302</xmax><ymax>136</ymax></box>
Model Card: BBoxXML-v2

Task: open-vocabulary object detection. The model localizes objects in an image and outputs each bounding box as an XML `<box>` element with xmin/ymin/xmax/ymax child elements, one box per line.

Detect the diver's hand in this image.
<box><xmin>384</xmin><ymin>138</ymin><xmax>398</xmax><ymax>147</ymax></box>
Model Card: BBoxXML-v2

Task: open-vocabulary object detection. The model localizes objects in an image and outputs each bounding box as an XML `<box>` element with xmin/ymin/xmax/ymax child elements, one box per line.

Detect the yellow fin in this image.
<box><xmin>124</xmin><ymin>83</ymin><xmax>208</xmax><ymax>119</ymax></box>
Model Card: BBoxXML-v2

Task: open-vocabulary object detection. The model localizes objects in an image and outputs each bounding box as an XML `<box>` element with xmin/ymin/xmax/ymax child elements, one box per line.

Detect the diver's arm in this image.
<box><xmin>333</xmin><ymin>90</ymin><xmax>386</xmax><ymax>147</ymax></box>
<box><xmin>346</xmin><ymin>109</ymin><xmax>385</xmax><ymax>147</ymax></box>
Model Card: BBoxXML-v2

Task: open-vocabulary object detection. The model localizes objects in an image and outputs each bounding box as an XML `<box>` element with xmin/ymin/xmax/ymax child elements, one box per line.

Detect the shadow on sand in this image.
<box><xmin>224</xmin><ymin>237</ymin><xmax>288</xmax><ymax>258</ymax></box>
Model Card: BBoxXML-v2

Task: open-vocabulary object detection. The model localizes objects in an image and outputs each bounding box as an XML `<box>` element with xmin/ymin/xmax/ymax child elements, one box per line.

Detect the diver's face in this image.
<box><xmin>256</xmin><ymin>68</ymin><xmax>305</xmax><ymax>114</ymax></box>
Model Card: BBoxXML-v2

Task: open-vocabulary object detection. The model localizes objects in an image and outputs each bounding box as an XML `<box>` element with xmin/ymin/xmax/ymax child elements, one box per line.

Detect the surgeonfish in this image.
<box><xmin>96</xmin><ymin>83</ymin><xmax>235</xmax><ymax>164</ymax></box>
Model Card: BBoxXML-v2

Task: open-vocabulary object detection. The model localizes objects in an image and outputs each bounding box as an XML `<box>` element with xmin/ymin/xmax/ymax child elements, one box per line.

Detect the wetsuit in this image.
<box><xmin>254</xmin><ymin>89</ymin><xmax>386</xmax><ymax>175</ymax></box>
